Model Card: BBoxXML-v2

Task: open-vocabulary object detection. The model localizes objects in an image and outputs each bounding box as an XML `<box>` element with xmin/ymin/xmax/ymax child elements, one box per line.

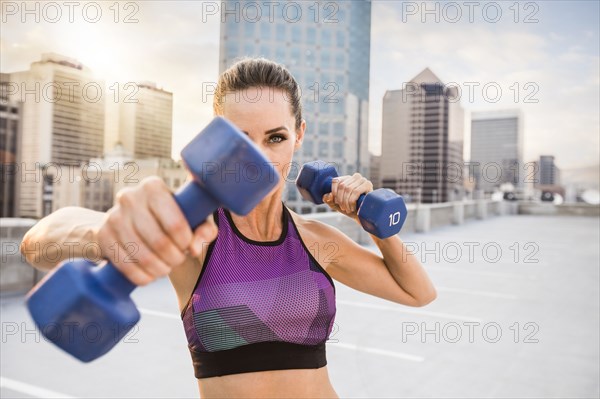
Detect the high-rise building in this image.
<box><xmin>0</xmin><ymin>72</ymin><xmax>22</xmax><ymax>217</ymax></box>
<box><xmin>380</xmin><ymin>68</ymin><xmax>464</xmax><ymax>203</ymax></box>
<box><xmin>104</xmin><ymin>81</ymin><xmax>173</xmax><ymax>159</ymax></box>
<box><xmin>538</xmin><ymin>155</ymin><xmax>560</xmax><ymax>186</ymax></box>
<box><xmin>219</xmin><ymin>0</ymin><xmax>371</xmax><ymax>213</ymax></box>
<box><xmin>369</xmin><ymin>153</ymin><xmax>381</xmax><ymax>189</ymax></box>
<box><xmin>470</xmin><ymin>109</ymin><xmax>524</xmax><ymax>193</ymax></box>
<box><xmin>6</xmin><ymin>53</ymin><xmax>105</xmax><ymax>218</ymax></box>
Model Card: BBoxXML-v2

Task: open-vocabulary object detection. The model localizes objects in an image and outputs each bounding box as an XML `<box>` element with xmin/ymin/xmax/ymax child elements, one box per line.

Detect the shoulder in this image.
<box><xmin>287</xmin><ymin>207</ymin><xmax>344</xmax><ymax>239</ymax></box>
<box><xmin>286</xmin><ymin>207</ymin><xmax>357</xmax><ymax>269</ymax></box>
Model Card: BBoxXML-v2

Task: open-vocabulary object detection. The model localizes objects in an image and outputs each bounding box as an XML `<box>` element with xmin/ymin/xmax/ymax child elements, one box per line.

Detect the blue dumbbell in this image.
<box><xmin>26</xmin><ymin>116</ymin><xmax>279</xmax><ymax>362</ymax></box>
<box><xmin>296</xmin><ymin>160</ymin><xmax>407</xmax><ymax>238</ymax></box>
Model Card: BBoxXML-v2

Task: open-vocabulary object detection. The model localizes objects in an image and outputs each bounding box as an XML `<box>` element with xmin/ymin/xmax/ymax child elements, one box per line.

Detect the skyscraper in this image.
<box><xmin>219</xmin><ymin>0</ymin><xmax>371</xmax><ymax>213</ymax></box>
<box><xmin>369</xmin><ymin>153</ymin><xmax>381</xmax><ymax>189</ymax></box>
<box><xmin>7</xmin><ymin>53</ymin><xmax>105</xmax><ymax>218</ymax></box>
<box><xmin>538</xmin><ymin>155</ymin><xmax>560</xmax><ymax>186</ymax></box>
<box><xmin>381</xmin><ymin>68</ymin><xmax>464</xmax><ymax>203</ymax></box>
<box><xmin>470</xmin><ymin>109</ymin><xmax>524</xmax><ymax>193</ymax></box>
<box><xmin>104</xmin><ymin>81</ymin><xmax>173</xmax><ymax>159</ymax></box>
<box><xmin>0</xmin><ymin>72</ymin><xmax>22</xmax><ymax>217</ymax></box>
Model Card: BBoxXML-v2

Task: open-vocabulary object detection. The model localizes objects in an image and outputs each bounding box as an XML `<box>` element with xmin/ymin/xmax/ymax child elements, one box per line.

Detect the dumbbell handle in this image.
<box><xmin>93</xmin><ymin>182</ymin><xmax>218</xmax><ymax>296</ymax></box>
<box><xmin>320</xmin><ymin>176</ymin><xmax>367</xmax><ymax>209</ymax></box>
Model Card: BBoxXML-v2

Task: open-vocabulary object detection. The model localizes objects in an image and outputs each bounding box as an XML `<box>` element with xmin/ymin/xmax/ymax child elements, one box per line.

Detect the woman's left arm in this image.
<box><xmin>368</xmin><ymin>233</ymin><xmax>437</xmax><ymax>306</ymax></box>
<box><xmin>321</xmin><ymin>173</ymin><xmax>437</xmax><ymax>307</ymax></box>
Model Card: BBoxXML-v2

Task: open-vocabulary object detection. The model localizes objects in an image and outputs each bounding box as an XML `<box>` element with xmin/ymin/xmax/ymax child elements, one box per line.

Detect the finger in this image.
<box><xmin>337</xmin><ymin>175</ymin><xmax>358</xmax><ymax>213</ymax></box>
<box><xmin>322</xmin><ymin>193</ymin><xmax>334</xmax><ymax>211</ymax></box>
<box><xmin>328</xmin><ymin>200</ymin><xmax>342</xmax><ymax>213</ymax></box>
<box><xmin>330</xmin><ymin>177</ymin><xmax>340</xmax><ymax>203</ymax></box>
<box><xmin>191</xmin><ymin>215</ymin><xmax>218</xmax><ymax>256</ymax></box>
<box><xmin>99</xmin><ymin>221</ymin><xmax>156</xmax><ymax>286</ymax></box>
<box><xmin>117</xmin><ymin>217</ymin><xmax>171</xmax><ymax>279</ymax></box>
<box><xmin>331</xmin><ymin>176</ymin><xmax>351</xmax><ymax>212</ymax></box>
<box><xmin>147</xmin><ymin>189</ymin><xmax>194</xmax><ymax>252</ymax></box>
<box><xmin>131</xmin><ymin>209</ymin><xmax>187</xmax><ymax>267</ymax></box>
<box><xmin>321</xmin><ymin>192</ymin><xmax>337</xmax><ymax>211</ymax></box>
<box><xmin>344</xmin><ymin>178</ymin><xmax>365</xmax><ymax>213</ymax></box>
<box><xmin>341</xmin><ymin>174</ymin><xmax>363</xmax><ymax>212</ymax></box>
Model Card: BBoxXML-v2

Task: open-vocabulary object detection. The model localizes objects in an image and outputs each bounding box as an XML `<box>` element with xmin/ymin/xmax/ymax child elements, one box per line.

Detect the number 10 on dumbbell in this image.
<box><xmin>296</xmin><ymin>160</ymin><xmax>408</xmax><ymax>238</ymax></box>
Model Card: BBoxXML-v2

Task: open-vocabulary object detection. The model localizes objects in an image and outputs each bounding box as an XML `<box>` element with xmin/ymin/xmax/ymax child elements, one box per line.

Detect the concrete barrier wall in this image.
<box><xmin>518</xmin><ymin>202</ymin><xmax>600</xmax><ymax>217</ymax></box>
<box><xmin>0</xmin><ymin>201</ymin><xmax>591</xmax><ymax>294</ymax></box>
<box><xmin>0</xmin><ymin>218</ymin><xmax>42</xmax><ymax>294</ymax></box>
<box><xmin>429</xmin><ymin>203</ymin><xmax>455</xmax><ymax>230</ymax></box>
<box><xmin>306</xmin><ymin>199</ymin><xmax>519</xmax><ymax>240</ymax></box>
<box><xmin>464</xmin><ymin>202</ymin><xmax>475</xmax><ymax>220</ymax></box>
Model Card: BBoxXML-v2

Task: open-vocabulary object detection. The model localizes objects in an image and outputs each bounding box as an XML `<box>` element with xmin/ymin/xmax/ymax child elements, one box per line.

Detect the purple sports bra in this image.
<box><xmin>181</xmin><ymin>203</ymin><xmax>337</xmax><ymax>378</ymax></box>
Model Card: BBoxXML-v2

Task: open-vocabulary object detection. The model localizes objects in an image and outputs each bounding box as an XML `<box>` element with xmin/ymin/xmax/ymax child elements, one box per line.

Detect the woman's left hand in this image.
<box><xmin>322</xmin><ymin>173</ymin><xmax>374</xmax><ymax>220</ymax></box>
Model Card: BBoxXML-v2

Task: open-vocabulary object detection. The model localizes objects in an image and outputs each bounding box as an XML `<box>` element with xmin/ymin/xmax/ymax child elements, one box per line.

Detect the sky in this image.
<box><xmin>1</xmin><ymin>0</ymin><xmax>598</xmax><ymax>170</ymax></box>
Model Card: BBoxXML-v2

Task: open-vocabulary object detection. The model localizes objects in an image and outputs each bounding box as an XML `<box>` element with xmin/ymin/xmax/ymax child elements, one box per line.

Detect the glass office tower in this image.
<box><xmin>219</xmin><ymin>0</ymin><xmax>371</xmax><ymax>213</ymax></box>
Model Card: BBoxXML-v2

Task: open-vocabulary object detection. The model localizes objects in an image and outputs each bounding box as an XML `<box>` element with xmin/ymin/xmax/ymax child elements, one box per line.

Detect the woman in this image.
<box><xmin>21</xmin><ymin>58</ymin><xmax>436</xmax><ymax>398</ymax></box>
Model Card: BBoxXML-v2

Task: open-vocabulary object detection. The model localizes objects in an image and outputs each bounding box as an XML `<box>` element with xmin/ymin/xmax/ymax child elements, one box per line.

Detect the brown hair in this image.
<box><xmin>213</xmin><ymin>57</ymin><xmax>303</xmax><ymax>131</ymax></box>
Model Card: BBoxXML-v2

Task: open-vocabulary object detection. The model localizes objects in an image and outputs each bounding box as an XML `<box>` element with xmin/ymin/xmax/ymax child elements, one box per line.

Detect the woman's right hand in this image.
<box><xmin>95</xmin><ymin>176</ymin><xmax>218</xmax><ymax>286</ymax></box>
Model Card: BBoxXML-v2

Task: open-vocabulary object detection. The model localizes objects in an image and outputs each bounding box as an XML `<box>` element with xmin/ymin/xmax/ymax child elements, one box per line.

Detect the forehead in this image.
<box><xmin>222</xmin><ymin>87</ymin><xmax>295</xmax><ymax>126</ymax></box>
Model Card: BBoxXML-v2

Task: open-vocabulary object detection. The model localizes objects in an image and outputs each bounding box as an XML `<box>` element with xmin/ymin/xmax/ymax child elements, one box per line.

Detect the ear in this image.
<box><xmin>294</xmin><ymin>119</ymin><xmax>306</xmax><ymax>152</ymax></box>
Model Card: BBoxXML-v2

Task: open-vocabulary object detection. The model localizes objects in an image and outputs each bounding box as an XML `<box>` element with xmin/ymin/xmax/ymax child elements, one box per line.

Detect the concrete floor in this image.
<box><xmin>1</xmin><ymin>214</ymin><xmax>599</xmax><ymax>398</ymax></box>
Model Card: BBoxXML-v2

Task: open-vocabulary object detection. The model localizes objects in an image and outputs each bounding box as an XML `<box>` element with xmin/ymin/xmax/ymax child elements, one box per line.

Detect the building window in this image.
<box><xmin>306</xmin><ymin>71</ymin><xmax>316</xmax><ymax>86</ymax></box>
<box><xmin>320</xmin><ymin>124</ymin><xmax>329</xmax><ymax>136</ymax></box>
<box><xmin>244</xmin><ymin>20</ymin><xmax>255</xmax><ymax>35</ymax></box>
<box><xmin>321</xmin><ymin>52</ymin><xmax>331</xmax><ymax>69</ymax></box>
<box><xmin>337</xmin><ymin>8</ymin><xmax>346</xmax><ymax>23</ymax></box>
<box><xmin>321</xmin><ymin>30</ymin><xmax>332</xmax><ymax>47</ymax></box>
<box><xmin>307</xmin><ymin>27</ymin><xmax>316</xmax><ymax>44</ymax></box>
<box><xmin>276</xmin><ymin>24</ymin><xmax>286</xmax><ymax>39</ymax></box>
<box><xmin>319</xmin><ymin>141</ymin><xmax>328</xmax><ymax>157</ymax></box>
<box><xmin>333</xmin><ymin>141</ymin><xmax>343</xmax><ymax>158</ymax></box>
<box><xmin>333</xmin><ymin>122</ymin><xmax>345</xmax><ymax>137</ymax></box>
<box><xmin>275</xmin><ymin>47</ymin><xmax>286</xmax><ymax>61</ymax></box>
<box><xmin>260</xmin><ymin>23</ymin><xmax>270</xmax><ymax>39</ymax></box>
<box><xmin>334</xmin><ymin>98</ymin><xmax>345</xmax><ymax>115</ymax></box>
<box><xmin>306</xmin><ymin>49</ymin><xmax>315</xmax><ymax>67</ymax></box>
<box><xmin>260</xmin><ymin>45</ymin><xmax>270</xmax><ymax>58</ymax></box>
<box><xmin>302</xmin><ymin>140</ymin><xmax>314</xmax><ymax>157</ymax></box>
<box><xmin>304</xmin><ymin>97</ymin><xmax>315</xmax><ymax>113</ymax></box>
<box><xmin>291</xmin><ymin>47</ymin><xmax>301</xmax><ymax>66</ymax></box>
<box><xmin>291</xmin><ymin>26</ymin><xmax>302</xmax><ymax>42</ymax></box>
<box><xmin>245</xmin><ymin>43</ymin><xmax>255</xmax><ymax>56</ymax></box>
<box><xmin>228</xmin><ymin>22</ymin><xmax>239</xmax><ymax>35</ymax></box>
<box><xmin>336</xmin><ymin>31</ymin><xmax>345</xmax><ymax>47</ymax></box>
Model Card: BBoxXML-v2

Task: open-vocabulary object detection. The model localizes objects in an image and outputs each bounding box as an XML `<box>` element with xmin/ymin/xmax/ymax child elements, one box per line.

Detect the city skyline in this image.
<box><xmin>218</xmin><ymin>0</ymin><xmax>371</xmax><ymax>213</ymax></box>
<box><xmin>1</xmin><ymin>1</ymin><xmax>598</xmax><ymax>171</ymax></box>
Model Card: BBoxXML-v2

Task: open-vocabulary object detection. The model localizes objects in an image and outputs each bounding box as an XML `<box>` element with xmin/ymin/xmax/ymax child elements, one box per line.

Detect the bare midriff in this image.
<box><xmin>197</xmin><ymin>366</ymin><xmax>339</xmax><ymax>399</ymax></box>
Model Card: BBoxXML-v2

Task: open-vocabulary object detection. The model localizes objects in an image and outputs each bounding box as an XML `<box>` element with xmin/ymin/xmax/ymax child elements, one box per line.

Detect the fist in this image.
<box><xmin>95</xmin><ymin>176</ymin><xmax>218</xmax><ymax>286</ymax></box>
<box><xmin>322</xmin><ymin>173</ymin><xmax>373</xmax><ymax>220</ymax></box>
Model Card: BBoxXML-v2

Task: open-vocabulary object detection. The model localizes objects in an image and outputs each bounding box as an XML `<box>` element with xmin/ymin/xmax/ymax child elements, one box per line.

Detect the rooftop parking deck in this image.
<box><xmin>1</xmin><ymin>213</ymin><xmax>599</xmax><ymax>398</ymax></box>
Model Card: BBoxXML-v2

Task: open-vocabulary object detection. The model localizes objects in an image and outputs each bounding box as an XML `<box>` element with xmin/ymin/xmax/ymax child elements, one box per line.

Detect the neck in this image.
<box><xmin>229</xmin><ymin>192</ymin><xmax>284</xmax><ymax>241</ymax></box>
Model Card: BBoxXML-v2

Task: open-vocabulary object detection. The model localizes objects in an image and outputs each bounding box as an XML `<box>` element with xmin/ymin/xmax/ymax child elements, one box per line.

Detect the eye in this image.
<box><xmin>268</xmin><ymin>134</ymin><xmax>287</xmax><ymax>144</ymax></box>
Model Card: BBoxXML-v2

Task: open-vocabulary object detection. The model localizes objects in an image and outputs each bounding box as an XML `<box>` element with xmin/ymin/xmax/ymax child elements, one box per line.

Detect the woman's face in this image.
<box><xmin>221</xmin><ymin>87</ymin><xmax>305</xmax><ymax>189</ymax></box>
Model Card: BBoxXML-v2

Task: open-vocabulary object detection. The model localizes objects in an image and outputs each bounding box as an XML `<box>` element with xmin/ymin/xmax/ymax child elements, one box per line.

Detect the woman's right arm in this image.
<box><xmin>20</xmin><ymin>176</ymin><xmax>218</xmax><ymax>287</ymax></box>
<box><xmin>20</xmin><ymin>206</ymin><xmax>105</xmax><ymax>272</ymax></box>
